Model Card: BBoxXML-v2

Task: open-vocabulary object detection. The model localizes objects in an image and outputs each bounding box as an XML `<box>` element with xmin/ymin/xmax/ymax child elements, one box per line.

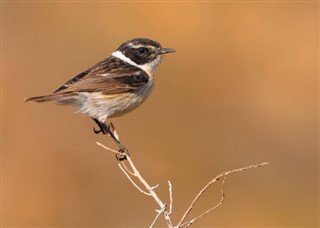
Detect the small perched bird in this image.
<box><xmin>26</xmin><ymin>38</ymin><xmax>175</xmax><ymax>156</ymax></box>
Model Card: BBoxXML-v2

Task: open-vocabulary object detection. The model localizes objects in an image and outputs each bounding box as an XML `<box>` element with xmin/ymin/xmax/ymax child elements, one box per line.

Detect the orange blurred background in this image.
<box><xmin>2</xmin><ymin>2</ymin><xmax>318</xmax><ymax>227</ymax></box>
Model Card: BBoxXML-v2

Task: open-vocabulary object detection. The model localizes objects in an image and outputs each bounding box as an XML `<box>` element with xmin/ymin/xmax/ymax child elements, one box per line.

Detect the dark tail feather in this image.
<box><xmin>24</xmin><ymin>93</ymin><xmax>75</xmax><ymax>103</ymax></box>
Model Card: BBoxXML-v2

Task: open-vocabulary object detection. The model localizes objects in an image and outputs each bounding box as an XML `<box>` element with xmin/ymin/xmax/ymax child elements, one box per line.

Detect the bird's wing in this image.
<box><xmin>53</xmin><ymin>57</ymin><xmax>149</xmax><ymax>95</ymax></box>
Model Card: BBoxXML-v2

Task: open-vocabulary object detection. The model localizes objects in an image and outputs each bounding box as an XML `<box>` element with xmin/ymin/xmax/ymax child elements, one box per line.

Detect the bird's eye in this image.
<box><xmin>138</xmin><ymin>47</ymin><xmax>147</xmax><ymax>54</ymax></box>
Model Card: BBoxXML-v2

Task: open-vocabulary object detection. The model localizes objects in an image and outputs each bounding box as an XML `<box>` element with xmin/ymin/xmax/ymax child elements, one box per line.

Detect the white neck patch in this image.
<box><xmin>111</xmin><ymin>51</ymin><xmax>162</xmax><ymax>76</ymax></box>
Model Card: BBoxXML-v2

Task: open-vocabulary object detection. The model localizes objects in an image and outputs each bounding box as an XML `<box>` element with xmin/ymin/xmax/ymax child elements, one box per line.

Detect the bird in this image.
<box><xmin>25</xmin><ymin>38</ymin><xmax>175</xmax><ymax>158</ymax></box>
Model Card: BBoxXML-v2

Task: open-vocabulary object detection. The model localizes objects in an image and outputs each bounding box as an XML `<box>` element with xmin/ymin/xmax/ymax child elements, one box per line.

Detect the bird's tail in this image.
<box><xmin>24</xmin><ymin>93</ymin><xmax>75</xmax><ymax>103</ymax></box>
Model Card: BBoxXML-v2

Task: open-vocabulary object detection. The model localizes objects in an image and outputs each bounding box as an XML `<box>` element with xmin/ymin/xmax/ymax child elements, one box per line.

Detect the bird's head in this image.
<box><xmin>112</xmin><ymin>38</ymin><xmax>175</xmax><ymax>74</ymax></box>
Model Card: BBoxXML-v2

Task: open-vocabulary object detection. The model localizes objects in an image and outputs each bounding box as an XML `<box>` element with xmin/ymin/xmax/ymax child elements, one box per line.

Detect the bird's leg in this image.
<box><xmin>103</xmin><ymin>124</ymin><xmax>129</xmax><ymax>161</ymax></box>
<box><xmin>92</xmin><ymin>118</ymin><xmax>129</xmax><ymax>161</ymax></box>
<box><xmin>92</xmin><ymin>118</ymin><xmax>106</xmax><ymax>134</ymax></box>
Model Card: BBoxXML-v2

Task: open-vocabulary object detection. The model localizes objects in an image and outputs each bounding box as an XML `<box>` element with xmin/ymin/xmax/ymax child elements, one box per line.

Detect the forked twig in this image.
<box><xmin>123</xmin><ymin>155</ymin><xmax>173</xmax><ymax>227</ymax></box>
<box><xmin>122</xmin><ymin>162</ymin><xmax>135</xmax><ymax>176</ymax></box>
<box><xmin>150</xmin><ymin>206</ymin><xmax>167</xmax><ymax>228</ymax></box>
<box><xmin>96</xmin><ymin>141</ymin><xmax>173</xmax><ymax>228</ymax></box>
<box><xmin>176</xmin><ymin>162</ymin><xmax>269</xmax><ymax>227</ymax></box>
<box><xmin>118</xmin><ymin>163</ymin><xmax>151</xmax><ymax>196</ymax></box>
<box><xmin>181</xmin><ymin>176</ymin><xmax>226</xmax><ymax>227</ymax></box>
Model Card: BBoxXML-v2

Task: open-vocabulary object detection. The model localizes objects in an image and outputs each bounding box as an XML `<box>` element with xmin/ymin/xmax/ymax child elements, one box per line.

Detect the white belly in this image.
<box><xmin>74</xmin><ymin>79</ymin><xmax>154</xmax><ymax>122</ymax></box>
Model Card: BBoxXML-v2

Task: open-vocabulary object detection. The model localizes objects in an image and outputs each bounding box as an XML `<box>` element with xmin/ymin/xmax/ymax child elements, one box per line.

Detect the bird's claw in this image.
<box><xmin>93</xmin><ymin>127</ymin><xmax>102</xmax><ymax>134</ymax></box>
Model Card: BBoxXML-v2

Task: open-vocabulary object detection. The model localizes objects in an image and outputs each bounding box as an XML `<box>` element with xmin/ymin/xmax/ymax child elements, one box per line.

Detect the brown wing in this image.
<box><xmin>53</xmin><ymin>56</ymin><xmax>149</xmax><ymax>95</ymax></box>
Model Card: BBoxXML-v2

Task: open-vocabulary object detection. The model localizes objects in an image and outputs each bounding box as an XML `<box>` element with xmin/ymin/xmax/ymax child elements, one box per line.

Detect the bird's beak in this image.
<box><xmin>159</xmin><ymin>48</ymin><xmax>176</xmax><ymax>55</ymax></box>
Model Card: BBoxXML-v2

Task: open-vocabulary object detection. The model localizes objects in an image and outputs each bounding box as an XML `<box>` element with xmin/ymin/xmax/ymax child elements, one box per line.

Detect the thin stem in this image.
<box><xmin>118</xmin><ymin>163</ymin><xmax>151</xmax><ymax>196</ymax></box>
<box><xmin>176</xmin><ymin>162</ymin><xmax>269</xmax><ymax>228</ymax></box>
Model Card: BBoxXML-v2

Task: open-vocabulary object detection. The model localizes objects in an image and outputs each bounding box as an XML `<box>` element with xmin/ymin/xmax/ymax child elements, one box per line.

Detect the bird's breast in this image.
<box><xmin>109</xmin><ymin>78</ymin><xmax>155</xmax><ymax>117</ymax></box>
<box><xmin>76</xmin><ymin>78</ymin><xmax>154</xmax><ymax>121</ymax></box>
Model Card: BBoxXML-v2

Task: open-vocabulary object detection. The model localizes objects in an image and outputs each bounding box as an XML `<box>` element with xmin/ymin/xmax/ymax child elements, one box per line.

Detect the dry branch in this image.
<box><xmin>177</xmin><ymin>162</ymin><xmax>269</xmax><ymax>227</ymax></box>
<box><xmin>96</xmin><ymin>125</ymin><xmax>269</xmax><ymax>227</ymax></box>
<box><xmin>96</xmin><ymin>141</ymin><xmax>173</xmax><ymax>227</ymax></box>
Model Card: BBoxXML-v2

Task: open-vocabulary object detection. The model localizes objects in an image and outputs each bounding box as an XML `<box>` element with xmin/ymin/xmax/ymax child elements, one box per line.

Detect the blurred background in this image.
<box><xmin>2</xmin><ymin>2</ymin><xmax>318</xmax><ymax>227</ymax></box>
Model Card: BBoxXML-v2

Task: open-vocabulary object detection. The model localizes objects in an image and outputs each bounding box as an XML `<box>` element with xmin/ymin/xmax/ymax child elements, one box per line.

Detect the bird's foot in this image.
<box><xmin>92</xmin><ymin>118</ymin><xmax>108</xmax><ymax>135</ymax></box>
<box><xmin>93</xmin><ymin>127</ymin><xmax>103</xmax><ymax>134</ymax></box>
<box><xmin>92</xmin><ymin>118</ymin><xmax>130</xmax><ymax>161</ymax></box>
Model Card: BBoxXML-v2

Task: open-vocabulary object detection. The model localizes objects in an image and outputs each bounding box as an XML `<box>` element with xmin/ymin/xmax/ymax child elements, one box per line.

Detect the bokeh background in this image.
<box><xmin>2</xmin><ymin>2</ymin><xmax>318</xmax><ymax>227</ymax></box>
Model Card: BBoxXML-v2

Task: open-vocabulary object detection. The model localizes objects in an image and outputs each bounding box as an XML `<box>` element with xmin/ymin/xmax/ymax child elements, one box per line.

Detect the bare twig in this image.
<box><xmin>96</xmin><ymin>142</ymin><xmax>120</xmax><ymax>154</ymax></box>
<box><xmin>176</xmin><ymin>162</ymin><xmax>269</xmax><ymax>228</ymax></box>
<box><xmin>168</xmin><ymin>180</ymin><xmax>173</xmax><ymax>215</ymax></box>
<box><xmin>118</xmin><ymin>163</ymin><xmax>151</xmax><ymax>196</ymax></box>
<box><xmin>151</xmin><ymin>184</ymin><xmax>160</xmax><ymax>190</ymax></box>
<box><xmin>125</xmin><ymin>155</ymin><xmax>173</xmax><ymax>227</ymax></box>
<box><xmin>96</xmin><ymin>141</ymin><xmax>173</xmax><ymax>227</ymax></box>
<box><xmin>109</xmin><ymin>122</ymin><xmax>119</xmax><ymax>140</ymax></box>
<box><xmin>149</xmin><ymin>181</ymin><xmax>171</xmax><ymax>227</ymax></box>
<box><xmin>122</xmin><ymin>162</ymin><xmax>135</xmax><ymax>176</ymax></box>
<box><xmin>182</xmin><ymin>176</ymin><xmax>226</xmax><ymax>227</ymax></box>
<box><xmin>150</xmin><ymin>206</ymin><xmax>166</xmax><ymax>228</ymax></box>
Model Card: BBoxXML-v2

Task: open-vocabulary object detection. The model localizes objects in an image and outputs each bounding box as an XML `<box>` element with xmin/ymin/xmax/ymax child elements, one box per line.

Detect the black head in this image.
<box><xmin>116</xmin><ymin>38</ymin><xmax>175</xmax><ymax>65</ymax></box>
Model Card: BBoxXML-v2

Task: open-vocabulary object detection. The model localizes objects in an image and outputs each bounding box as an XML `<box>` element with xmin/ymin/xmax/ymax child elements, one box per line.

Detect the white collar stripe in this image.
<box><xmin>111</xmin><ymin>50</ymin><xmax>159</xmax><ymax>76</ymax></box>
<box><xmin>112</xmin><ymin>51</ymin><xmax>144</xmax><ymax>70</ymax></box>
